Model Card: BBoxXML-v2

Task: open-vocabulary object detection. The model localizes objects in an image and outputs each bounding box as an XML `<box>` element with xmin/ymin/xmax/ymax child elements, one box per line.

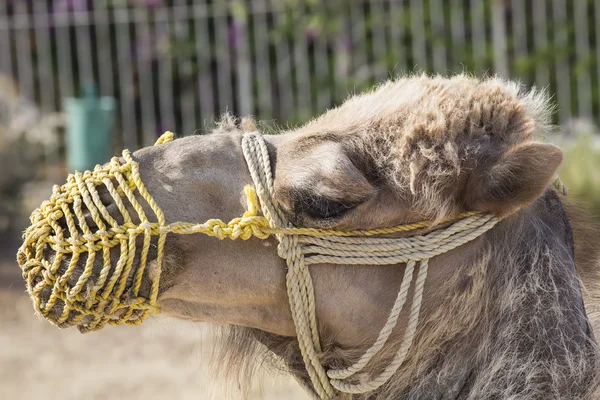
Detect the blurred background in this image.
<box><xmin>0</xmin><ymin>0</ymin><xmax>598</xmax><ymax>399</ymax></box>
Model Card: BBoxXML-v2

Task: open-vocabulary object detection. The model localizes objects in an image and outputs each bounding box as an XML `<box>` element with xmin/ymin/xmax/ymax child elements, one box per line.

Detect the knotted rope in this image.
<box><xmin>18</xmin><ymin>130</ymin><xmax>500</xmax><ymax>397</ymax></box>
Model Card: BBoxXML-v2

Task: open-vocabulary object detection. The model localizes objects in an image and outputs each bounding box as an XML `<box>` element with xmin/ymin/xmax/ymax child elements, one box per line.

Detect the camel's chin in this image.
<box><xmin>158</xmin><ymin>298</ymin><xmax>296</xmax><ymax>336</ymax></box>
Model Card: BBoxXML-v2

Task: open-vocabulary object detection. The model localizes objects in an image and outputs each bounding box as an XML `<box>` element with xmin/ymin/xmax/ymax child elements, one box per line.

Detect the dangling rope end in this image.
<box><xmin>155</xmin><ymin>131</ymin><xmax>175</xmax><ymax>146</ymax></box>
<box><xmin>243</xmin><ymin>185</ymin><xmax>261</xmax><ymax>218</ymax></box>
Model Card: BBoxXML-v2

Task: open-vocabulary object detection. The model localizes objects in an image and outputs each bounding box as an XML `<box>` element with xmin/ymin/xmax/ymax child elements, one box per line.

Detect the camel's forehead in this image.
<box><xmin>293</xmin><ymin>75</ymin><xmax>540</xmax><ymax>154</ymax></box>
<box><xmin>367</xmin><ymin>75</ymin><xmax>523</xmax><ymax>109</ymax></box>
<box><xmin>345</xmin><ymin>76</ymin><xmax>527</xmax><ymax>128</ymax></box>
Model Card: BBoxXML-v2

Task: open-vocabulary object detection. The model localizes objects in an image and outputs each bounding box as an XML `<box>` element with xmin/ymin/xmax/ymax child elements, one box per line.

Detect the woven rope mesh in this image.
<box><xmin>17</xmin><ymin>150</ymin><xmax>166</xmax><ymax>333</ymax></box>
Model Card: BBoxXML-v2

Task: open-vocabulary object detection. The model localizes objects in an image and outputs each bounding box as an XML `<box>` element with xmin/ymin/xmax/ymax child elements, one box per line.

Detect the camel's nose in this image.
<box><xmin>17</xmin><ymin>152</ymin><xmax>164</xmax><ymax>333</ymax></box>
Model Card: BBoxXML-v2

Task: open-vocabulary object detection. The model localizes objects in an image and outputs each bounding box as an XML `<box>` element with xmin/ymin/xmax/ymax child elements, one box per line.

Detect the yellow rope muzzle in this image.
<box><xmin>17</xmin><ymin>131</ymin><xmax>500</xmax><ymax>397</ymax></box>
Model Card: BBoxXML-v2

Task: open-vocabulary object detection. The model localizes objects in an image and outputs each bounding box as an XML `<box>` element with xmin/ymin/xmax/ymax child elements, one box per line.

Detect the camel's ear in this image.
<box><xmin>464</xmin><ymin>143</ymin><xmax>563</xmax><ymax>215</ymax></box>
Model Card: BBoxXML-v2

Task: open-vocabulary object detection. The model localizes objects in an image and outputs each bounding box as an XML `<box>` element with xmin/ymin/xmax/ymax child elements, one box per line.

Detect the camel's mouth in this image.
<box><xmin>17</xmin><ymin>150</ymin><xmax>166</xmax><ymax>333</ymax></box>
<box><xmin>24</xmin><ymin>233</ymin><xmax>158</xmax><ymax>329</ymax></box>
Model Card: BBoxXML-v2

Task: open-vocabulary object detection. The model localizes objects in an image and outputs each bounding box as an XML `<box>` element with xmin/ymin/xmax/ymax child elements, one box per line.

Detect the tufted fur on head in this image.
<box><xmin>288</xmin><ymin>74</ymin><xmax>561</xmax><ymax>222</ymax></box>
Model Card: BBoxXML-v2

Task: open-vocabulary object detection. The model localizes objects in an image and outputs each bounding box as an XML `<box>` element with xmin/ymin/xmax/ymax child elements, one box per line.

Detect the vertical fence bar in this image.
<box><xmin>313</xmin><ymin>5</ymin><xmax>331</xmax><ymax>112</ymax></box>
<box><xmin>574</xmin><ymin>0</ymin><xmax>592</xmax><ymax>119</ymax></box>
<box><xmin>450</xmin><ymin>0</ymin><xmax>466</xmax><ymax>73</ymax></box>
<box><xmin>273</xmin><ymin>5</ymin><xmax>294</xmax><ymax>119</ymax></box>
<box><xmin>133</xmin><ymin>6</ymin><xmax>158</xmax><ymax>146</ymax></box>
<box><xmin>54</xmin><ymin>7</ymin><xmax>74</xmax><ymax>99</ymax></box>
<box><xmin>93</xmin><ymin>3</ymin><xmax>114</xmax><ymax>99</ymax></box>
<box><xmin>532</xmin><ymin>0</ymin><xmax>549</xmax><ymax>90</ymax></box>
<box><xmin>339</xmin><ymin>7</ymin><xmax>355</xmax><ymax>94</ymax></box>
<box><xmin>596</xmin><ymin>0</ymin><xmax>600</xmax><ymax>121</ymax></box>
<box><xmin>388</xmin><ymin>0</ymin><xmax>405</xmax><ymax>75</ymax></box>
<box><xmin>213</xmin><ymin>2</ymin><xmax>234</xmax><ymax>114</ymax></box>
<box><xmin>330</xmin><ymin>7</ymin><xmax>344</xmax><ymax>104</ymax></box>
<box><xmin>173</xmin><ymin>0</ymin><xmax>198</xmax><ymax>135</ymax></box>
<box><xmin>13</xmin><ymin>1</ymin><xmax>36</xmax><ymax>102</ymax></box>
<box><xmin>491</xmin><ymin>1</ymin><xmax>508</xmax><ymax>77</ymax></box>
<box><xmin>113</xmin><ymin>4</ymin><xmax>138</xmax><ymax>148</ymax></box>
<box><xmin>193</xmin><ymin>3</ymin><xmax>215</xmax><ymax>128</ymax></box>
<box><xmin>33</xmin><ymin>0</ymin><xmax>58</xmax><ymax>111</ymax></box>
<box><xmin>32</xmin><ymin>1</ymin><xmax>62</xmax><ymax>178</ymax></box>
<box><xmin>430</xmin><ymin>0</ymin><xmax>447</xmax><ymax>74</ymax></box>
<box><xmin>469</xmin><ymin>0</ymin><xmax>487</xmax><ymax>74</ymax></box>
<box><xmin>153</xmin><ymin>6</ymin><xmax>176</xmax><ymax>134</ymax></box>
<box><xmin>510</xmin><ymin>0</ymin><xmax>527</xmax><ymax>78</ymax></box>
<box><xmin>234</xmin><ymin>2</ymin><xmax>254</xmax><ymax>118</ymax></box>
<box><xmin>350</xmin><ymin>1</ymin><xmax>368</xmax><ymax>84</ymax></box>
<box><xmin>250</xmin><ymin>0</ymin><xmax>272</xmax><ymax>119</ymax></box>
<box><xmin>409</xmin><ymin>0</ymin><xmax>427</xmax><ymax>72</ymax></box>
<box><xmin>74</xmin><ymin>5</ymin><xmax>94</xmax><ymax>86</ymax></box>
<box><xmin>371</xmin><ymin>0</ymin><xmax>388</xmax><ymax>81</ymax></box>
<box><xmin>551</xmin><ymin>0</ymin><xmax>571</xmax><ymax>123</ymax></box>
<box><xmin>0</xmin><ymin>2</ymin><xmax>14</xmax><ymax>79</ymax></box>
<box><xmin>293</xmin><ymin>2</ymin><xmax>312</xmax><ymax>121</ymax></box>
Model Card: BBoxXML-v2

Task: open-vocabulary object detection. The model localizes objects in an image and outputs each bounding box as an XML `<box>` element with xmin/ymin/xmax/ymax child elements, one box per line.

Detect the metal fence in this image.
<box><xmin>0</xmin><ymin>0</ymin><xmax>598</xmax><ymax>152</ymax></box>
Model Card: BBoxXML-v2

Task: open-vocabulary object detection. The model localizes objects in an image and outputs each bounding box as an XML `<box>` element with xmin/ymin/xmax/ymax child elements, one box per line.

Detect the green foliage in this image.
<box><xmin>560</xmin><ymin>135</ymin><xmax>600</xmax><ymax>218</ymax></box>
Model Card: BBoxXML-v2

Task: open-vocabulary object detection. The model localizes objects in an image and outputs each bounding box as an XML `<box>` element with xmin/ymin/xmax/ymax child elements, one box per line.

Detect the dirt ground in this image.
<box><xmin>0</xmin><ymin>254</ymin><xmax>308</xmax><ymax>400</ymax></box>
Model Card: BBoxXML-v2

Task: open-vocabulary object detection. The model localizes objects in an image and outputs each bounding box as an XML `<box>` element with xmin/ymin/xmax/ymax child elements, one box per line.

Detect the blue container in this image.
<box><xmin>65</xmin><ymin>86</ymin><xmax>115</xmax><ymax>172</ymax></box>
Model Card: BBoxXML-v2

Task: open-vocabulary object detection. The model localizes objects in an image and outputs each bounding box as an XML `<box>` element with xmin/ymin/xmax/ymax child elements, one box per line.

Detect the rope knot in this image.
<box><xmin>139</xmin><ymin>222</ymin><xmax>153</xmax><ymax>230</ymax></box>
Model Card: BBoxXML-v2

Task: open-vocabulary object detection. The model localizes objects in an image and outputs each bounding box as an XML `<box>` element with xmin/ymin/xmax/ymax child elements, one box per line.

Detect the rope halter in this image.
<box><xmin>17</xmin><ymin>131</ymin><xmax>500</xmax><ymax>397</ymax></box>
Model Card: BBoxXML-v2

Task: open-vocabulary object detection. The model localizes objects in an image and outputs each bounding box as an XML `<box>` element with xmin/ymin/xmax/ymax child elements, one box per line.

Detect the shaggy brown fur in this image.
<box><xmin>217</xmin><ymin>194</ymin><xmax>600</xmax><ymax>400</ymax></box>
<box><xmin>287</xmin><ymin>74</ymin><xmax>555</xmax><ymax>220</ymax></box>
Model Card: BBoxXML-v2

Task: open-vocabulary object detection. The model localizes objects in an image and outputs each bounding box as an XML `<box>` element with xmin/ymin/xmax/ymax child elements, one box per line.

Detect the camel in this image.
<box><xmin>17</xmin><ymin>74</ymin><xmax>600</xmax><ymax>399</ymax></box>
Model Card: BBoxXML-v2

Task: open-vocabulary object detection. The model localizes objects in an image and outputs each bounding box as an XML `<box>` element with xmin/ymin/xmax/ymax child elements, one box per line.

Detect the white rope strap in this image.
<box><xmin>330</xmin><ymin>260</ymin><xmax>429</xmax><ymax>393</ymax></box>
<box><xmin>327</xmin><ymin>260</ymin><xmax>417</xmax><ymax>381</ymax></box>
<box><xmin>243</xmin><ymin>133</ymin><xmax>336</xmax><ymax>398</ymax></box>
<box><xmin>240</xmin><ymin>132</ymin><xmax>500</xmax><ymax>398</ymax></box>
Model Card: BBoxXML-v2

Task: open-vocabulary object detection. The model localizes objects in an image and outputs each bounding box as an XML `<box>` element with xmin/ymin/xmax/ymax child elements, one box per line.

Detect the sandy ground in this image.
<box><xmin>0</xmin><ymin>262</ymin><xmax>308</xmax><ymax>400</ymax></box>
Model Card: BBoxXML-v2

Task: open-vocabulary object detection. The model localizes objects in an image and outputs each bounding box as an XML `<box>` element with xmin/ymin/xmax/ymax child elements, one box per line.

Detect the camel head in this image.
<box><xmin>18</xmin><ymin>75</ymin><xmax>600</xmax><ymax>399</ymax></box>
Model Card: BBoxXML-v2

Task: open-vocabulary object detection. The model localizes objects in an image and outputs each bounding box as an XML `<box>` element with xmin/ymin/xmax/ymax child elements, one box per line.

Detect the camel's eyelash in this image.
<box><xmin>297</xmin><ymin>195</ymin><xmax>356</xmax><ymax>220</ymax></box>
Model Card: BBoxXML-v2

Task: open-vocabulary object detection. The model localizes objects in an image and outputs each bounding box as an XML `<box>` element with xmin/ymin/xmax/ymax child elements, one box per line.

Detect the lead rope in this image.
<box><xmin>240</xmin><ymin>132</ymin><xmax>500</xmax><ymax>398</ymax></box>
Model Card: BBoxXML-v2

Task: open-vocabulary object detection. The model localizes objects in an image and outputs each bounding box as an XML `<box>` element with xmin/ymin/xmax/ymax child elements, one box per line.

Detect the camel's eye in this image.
<box><xmin>299</xmin><ymin>196</ymin><xmax>355</xmax><ymax>220</ymax></box>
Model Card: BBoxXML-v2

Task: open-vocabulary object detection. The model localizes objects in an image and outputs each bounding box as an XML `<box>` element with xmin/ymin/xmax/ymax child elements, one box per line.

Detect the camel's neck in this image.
<box><xmin>386</xmin><ymin>190</ymin><xmax>599</xmax><ymax>400</ymax></box>
<box><xmin>263</xmin><ymin>190</ymin><xmax>600</xmax><ymax>400</ymax></box>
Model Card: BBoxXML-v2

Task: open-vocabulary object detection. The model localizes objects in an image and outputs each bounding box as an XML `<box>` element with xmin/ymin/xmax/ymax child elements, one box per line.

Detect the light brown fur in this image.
<box><xmin>45</xmin><ymin>74</ymin><xmax>600</xmax><ymax>398</ymax></box>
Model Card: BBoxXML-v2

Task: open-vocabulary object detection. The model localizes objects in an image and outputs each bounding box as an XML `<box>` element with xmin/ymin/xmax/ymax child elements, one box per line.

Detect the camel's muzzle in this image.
<box><xmin>17</xmin><ymin>144</ymin><xmax>167</xmax><ymax>333</ymax></box>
